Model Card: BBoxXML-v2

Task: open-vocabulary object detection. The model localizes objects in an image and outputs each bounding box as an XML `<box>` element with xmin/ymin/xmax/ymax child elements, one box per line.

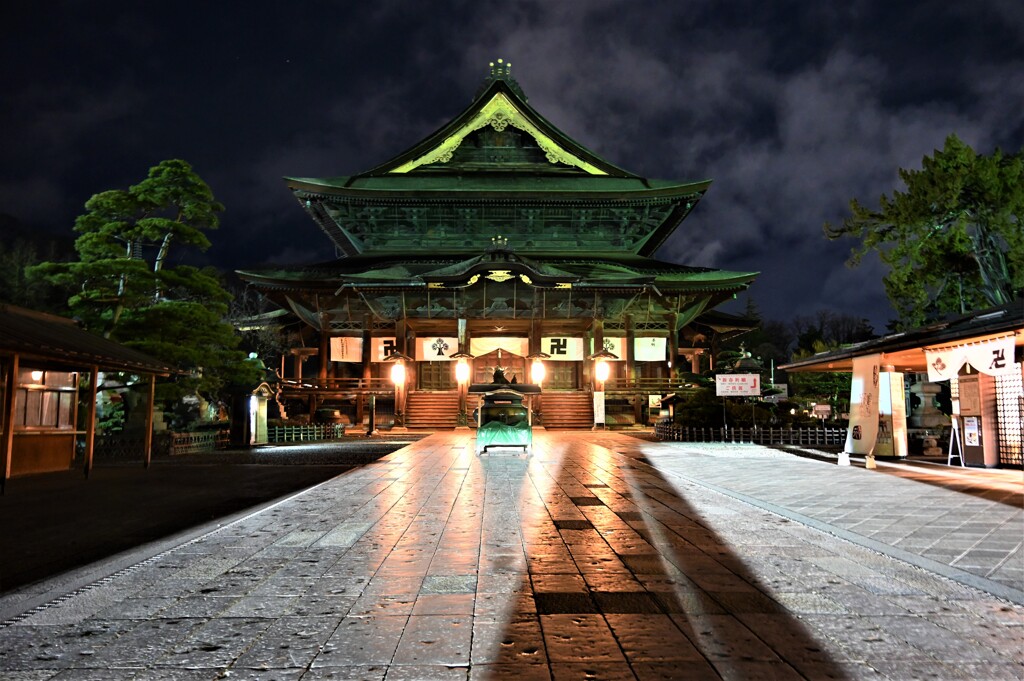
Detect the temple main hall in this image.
<box><xmin>238</xmin><ymin>60</ymin><xmax>758</xmax><ymax>429</ymax></box>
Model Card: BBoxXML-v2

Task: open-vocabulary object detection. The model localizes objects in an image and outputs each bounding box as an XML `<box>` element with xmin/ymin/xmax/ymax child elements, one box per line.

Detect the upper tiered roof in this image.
<box><xmin>286</xmin><ymin>60</ymin><xmax>712</xmax><ymax>258</ymax></box>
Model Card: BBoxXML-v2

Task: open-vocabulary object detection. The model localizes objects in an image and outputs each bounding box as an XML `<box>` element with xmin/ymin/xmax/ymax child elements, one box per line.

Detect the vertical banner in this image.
<box><xmin>593</xmin><ymin>391</ymin><xmax>605</xmax><ymax>425</ymax></box>
<box><xmin>371</xmin><ymin>337</ymin><xmax>398</xmax><ymax>362</ymax></box>
<box><xmin>845</xmin><ymin>354</ymin><xmax>881</xmax><ymax>456</ymax></box>
<box><xmin>415</xmin><ymin>337</ymin><xmax>458</xmax><ymax>361</ymax></box>
<box><xmin>541</xmin><ymin>337</ymin><xmax>584</xmax><ymax>361</ymax></box>
<box><xmin>634</xmin><ymin>337</ymin><xmax>667</xmax><ymax>362</ymax></box>
<box><xmin>330</xmin><ymin>337</ymin><xmax>363</xmax><ymax>362</ymax></box>
<box><xmin>875</xmin><ymin>371</ymin><xmax>908</xmax><ymax>457</ymax></box>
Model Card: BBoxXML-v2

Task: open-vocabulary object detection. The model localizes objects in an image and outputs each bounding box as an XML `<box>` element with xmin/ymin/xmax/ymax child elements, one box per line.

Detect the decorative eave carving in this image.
<box><xmin>389</xmin><ymin>92</ymin><xmax>608</xmax><ymax>176</ymax></box>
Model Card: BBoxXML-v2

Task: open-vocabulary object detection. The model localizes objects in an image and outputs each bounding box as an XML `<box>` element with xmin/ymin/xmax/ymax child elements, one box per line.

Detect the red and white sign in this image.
<box><xmin>715</xmin><ymin>373</ymin><xmax>761</xmax><ymax>396</ymax></box>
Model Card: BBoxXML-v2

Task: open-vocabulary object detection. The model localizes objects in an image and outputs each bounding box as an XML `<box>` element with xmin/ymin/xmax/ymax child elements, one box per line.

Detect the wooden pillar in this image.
<box><xmin>394</xmin><ymin>319</ymin><xmax>408</xmax><ymax>424</ymax></box>
<box><xmin>318</xmin><ymin>314</ymin><xmax>330</xmax><ymax>382</ymax></box>
<box><xmin>1</xmin><ymin>354</ymin><xmax>19</xmax><ymax>493</ymax></box>
<box><xmin>84</xmin><ymin>366</ymin><xmax>98</xmax><ymax>479</ymax></box>
<box><xmin>582</xmin><ymin>327</ymin><xmax>592</xmax><ymax>390</ymax></box>
<box><xmin>592</xmin><ymin>318</ymin><xmax>605</xmax><ymax>392</ymax></box>
<box><xmin>395</xmin><ymin>320</ymin><xmax>407</xmax><ymax>355</ymax></box>
<box><xmin>357</xmin><ymin>314</ymin><xmax>372</xmax><ymax>426</ymax></box>
<box><xmin>626</xmin><ymin>314</ymin><xmax>642</xmax><ymax>424</ymax></box>
<box><xmin>668</xmin><ymin>312</ymin><xmax>679</xmax><ymax>382</ymax></box>
<box><xmin>143</xmin><ymin>374</ymin><xmax>156</xmax><ymax>468</ymax></box>
<box><xmin>462</xmin><ymin>320</ymin><xmax>474</xmax><ymax>383</ymax></box>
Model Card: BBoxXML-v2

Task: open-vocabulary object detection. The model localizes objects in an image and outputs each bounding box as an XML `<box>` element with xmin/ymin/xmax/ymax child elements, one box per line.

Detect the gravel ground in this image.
<box><xmin>0</xmin><ymin>437</ymin><xmax>421</xmax><ymax>594</ymax></box>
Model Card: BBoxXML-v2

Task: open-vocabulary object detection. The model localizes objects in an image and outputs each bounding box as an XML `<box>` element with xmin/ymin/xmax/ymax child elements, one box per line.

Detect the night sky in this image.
<box><xmin>2</xmin><ymin>1</ymin><xmax>1021</xmax><ymax>333</ymax></box>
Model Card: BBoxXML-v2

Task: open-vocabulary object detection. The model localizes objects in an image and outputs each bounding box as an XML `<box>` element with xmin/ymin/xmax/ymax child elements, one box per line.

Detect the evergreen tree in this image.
<box><xmin>31</xmin><ymin>160</ymin><xmax>260</xmax><ymax>405</ymax></box>
<box><xmin>825</xmin><ymin>135</ymin><xmax>1022</xmax><ymax>329</ymax></box>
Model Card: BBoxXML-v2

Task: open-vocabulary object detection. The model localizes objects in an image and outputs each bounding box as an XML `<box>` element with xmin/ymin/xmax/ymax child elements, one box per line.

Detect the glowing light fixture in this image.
<box><xmin>30</xmin><ymin>370</ymin><xmax>44</xmax><ymax>383</ymax></box>
<box><xmin>451</xmin><ymin>351</ymin><xmax>474</xmax><ymax>384</ymax></box>
<box><xmin>383</xmin><ymin>351</ymin><xmax>413</xmax><ymax>386</ymax></box>
<box><xmin>587</xmin><ymin>349</ymin><xmax>618</xmax><ymax>386</ymax></box>
<box><xmin>527</xmin><ymin>351</ymin><xmax>550</xmax><ymax>386</ymax></box>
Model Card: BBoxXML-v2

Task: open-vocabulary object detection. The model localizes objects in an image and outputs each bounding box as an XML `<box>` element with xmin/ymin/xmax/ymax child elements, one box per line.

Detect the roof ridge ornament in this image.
<box><xmin>476</xmin><ymin>57</ymin><xmax>527</xmax><ymax>100</ymax></box>
<box><xmin>490</xmin><ymin>58</ymin><xmax>512</xmax><ymax>78</ymax></box>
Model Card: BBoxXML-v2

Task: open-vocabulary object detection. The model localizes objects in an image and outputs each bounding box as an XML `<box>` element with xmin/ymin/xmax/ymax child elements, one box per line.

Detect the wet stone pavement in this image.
<box><xmin>0</xmin><ymin>431</ymin><xmax>1021</xmax><ymax>680</ymax></box>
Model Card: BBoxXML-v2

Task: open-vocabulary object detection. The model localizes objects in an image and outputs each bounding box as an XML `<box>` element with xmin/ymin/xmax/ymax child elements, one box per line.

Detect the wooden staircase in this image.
<box><xmin>540</xmin><ymin>391</ymin><xmax>594</xmax><ymax>429</ymax></box>
<box><xmin>405</xmin><ymin>391</ymin><xmax>460</xmax><ymax>429</ymax></box>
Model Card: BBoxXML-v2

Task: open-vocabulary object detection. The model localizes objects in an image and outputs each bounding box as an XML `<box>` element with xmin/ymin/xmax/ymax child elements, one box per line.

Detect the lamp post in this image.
<box><xmin>451</xmin><ymin>351</ymin><xmax>474</xmax><ymax>428</ymax></box>
<box><xmin>587</xmin><ymin>349</ymin><xmax>618</xmax><ymax>430</ymax></box>
<box><xmin>528</xmin><ymin>352</ymin><xmax>549</xmax><ymax>386</ymax></box>
<box><xmin>383</xmin><ymin>351</ymin><xmax>412</xmax><ymax>429</ymax></box>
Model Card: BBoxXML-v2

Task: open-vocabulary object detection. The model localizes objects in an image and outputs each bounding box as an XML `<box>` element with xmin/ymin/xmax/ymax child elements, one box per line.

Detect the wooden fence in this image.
<box><xmin>654</xmin><ymin>422</ymin><xmax>845</xmax><ymax>447</ymax></box>
<box><xmin>93</xmin><ymin>428</ymin><xmax>229</xmax><ymax>458</ymax></box>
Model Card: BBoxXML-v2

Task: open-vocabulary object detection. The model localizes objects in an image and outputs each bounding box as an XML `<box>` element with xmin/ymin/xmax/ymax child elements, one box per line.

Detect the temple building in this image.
<box><xmin>238</xmin><ymin>60</ymin><xmax>758</xmax><ymax>429</ymax></box>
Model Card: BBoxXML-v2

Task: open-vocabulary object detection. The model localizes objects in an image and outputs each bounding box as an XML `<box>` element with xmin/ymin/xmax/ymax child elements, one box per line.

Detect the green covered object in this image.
<box><xmin>476</xmin><ymin>420</ymin><xmax>532</xmax><ymax>454</ymax></box>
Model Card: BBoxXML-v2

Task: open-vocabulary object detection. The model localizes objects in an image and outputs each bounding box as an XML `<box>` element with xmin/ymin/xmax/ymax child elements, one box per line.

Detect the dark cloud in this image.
<box><xmin>1</xmin><ymin>0</ymin><xmax>1021</xmax><ymax>333</ymax></box>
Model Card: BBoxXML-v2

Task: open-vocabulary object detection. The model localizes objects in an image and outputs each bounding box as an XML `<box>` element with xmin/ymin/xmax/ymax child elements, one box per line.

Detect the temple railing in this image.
<box><xmin>654</xmin><ymin>422</ymin><xmax>845</xmax><ymax>446</ymax></box>
<box><xmin>604</xmin><ymin>378</ymin><xmax>701</xmax><ymax>395</ymax></box>
<box><xmin>278</xmin><ymin>377</ymin><xmax>395</xmax><ymax>394</ymax></box>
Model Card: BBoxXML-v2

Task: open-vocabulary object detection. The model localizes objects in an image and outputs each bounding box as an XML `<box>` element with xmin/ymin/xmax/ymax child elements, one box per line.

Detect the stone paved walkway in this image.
<box><xmin>0</xmin><ymin>431</ymin><xmax>1021</xmax><ymax>680</ymax></box>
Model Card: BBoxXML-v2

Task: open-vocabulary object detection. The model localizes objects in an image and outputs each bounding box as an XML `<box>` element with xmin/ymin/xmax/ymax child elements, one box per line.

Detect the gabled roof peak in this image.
<box><xmin>476</xmin><ymin>58</ymin><xmax>526</xmax><ymax>100</ymax></box>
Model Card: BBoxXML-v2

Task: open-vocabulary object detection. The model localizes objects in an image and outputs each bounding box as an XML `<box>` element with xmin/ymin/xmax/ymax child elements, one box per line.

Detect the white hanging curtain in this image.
<box><xmin>925</xmin><ymin>335</ymin><xmax>1017</xmax><ymax>381</ymax></box>
<box><xmin>589</xmin><ymin>337</ymin><xmax>625</xmax><ymax>360</ymax></box>
<box><xmin>371</xmin><ymin>337</ymin><xmax>398</xmax><ymax>363</ymax></box>
<box><xmin>415</xmin><ymin>336</ymin><xmax>459</xmax><ymax>361</ymax></box>
<box><xmin>470</xmin><ymin>337</ymin><xmax>529</xmax><ymax>357</ymax></box>
<box><xmin>633</xmin><ymin>337</ymin><xmax>667</xmax><ymax>362</ymax></box>
<box><xmin>541</xmin><ymin>337</ymin><xmax>584</xmax><ymax>361</ymax></box>
<box><xmin>330</xmin><ymin>337</ymin><xmax>363</xmax><ymax>362</ymax></box>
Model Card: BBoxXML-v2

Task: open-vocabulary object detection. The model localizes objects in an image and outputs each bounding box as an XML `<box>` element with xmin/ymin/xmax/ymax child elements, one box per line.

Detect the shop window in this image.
<box><xmin>14</xmin><ymin>369</ymin><xmax>77</xmax><ymax>430</ymax></box>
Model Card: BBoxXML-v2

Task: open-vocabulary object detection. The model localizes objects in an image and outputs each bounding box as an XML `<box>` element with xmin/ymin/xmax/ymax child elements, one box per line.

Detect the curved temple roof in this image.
<box><xmin>284</xmin><ymin>60</ymin><xmax>714</xmax><ymax>258</ymax></box>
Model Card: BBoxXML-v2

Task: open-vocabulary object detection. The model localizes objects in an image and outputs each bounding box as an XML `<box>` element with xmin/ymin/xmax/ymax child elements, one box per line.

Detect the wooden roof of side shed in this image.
<box><xmin>0</xmin><ymin>304</ymin><xmax>177</xmax><ymax>375</ymax></box>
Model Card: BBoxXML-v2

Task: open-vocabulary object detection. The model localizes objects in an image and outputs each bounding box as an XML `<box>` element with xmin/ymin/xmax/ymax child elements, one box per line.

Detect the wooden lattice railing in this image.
<box><xmin>654</xmin><ymin>422</ymin><xmax>845</xmax><ymax>446</ymax></box>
